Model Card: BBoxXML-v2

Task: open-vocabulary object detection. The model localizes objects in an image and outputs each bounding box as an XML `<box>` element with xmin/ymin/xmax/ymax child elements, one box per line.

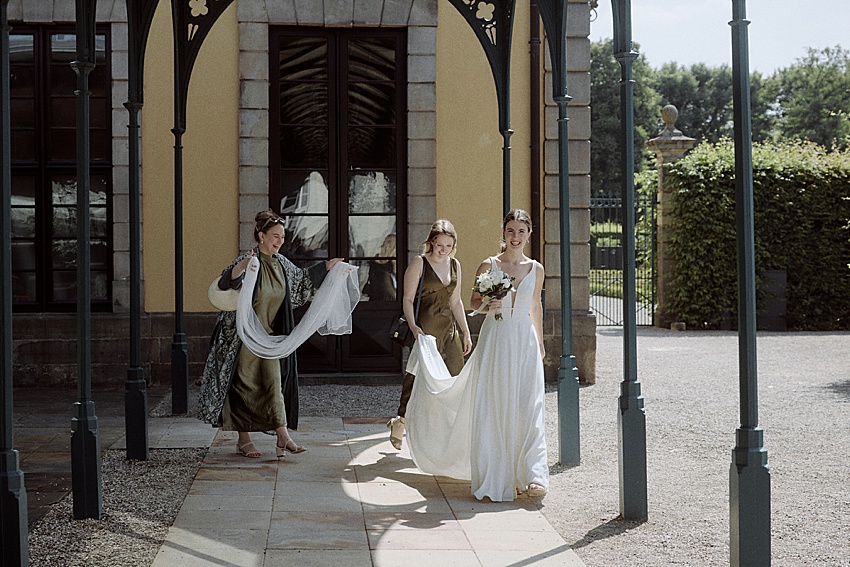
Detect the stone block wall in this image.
<box><xmin>540</xmin><ymin>0</ymin><xmax>596</xmax><ymax>384</ymax></box>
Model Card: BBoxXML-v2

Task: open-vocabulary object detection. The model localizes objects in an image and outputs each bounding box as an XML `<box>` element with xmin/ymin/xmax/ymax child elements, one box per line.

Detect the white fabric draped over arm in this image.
<box><xmin>236</xmin><ymin>256</ymin><xmax>360</xmax><ymax>359</ymax></box>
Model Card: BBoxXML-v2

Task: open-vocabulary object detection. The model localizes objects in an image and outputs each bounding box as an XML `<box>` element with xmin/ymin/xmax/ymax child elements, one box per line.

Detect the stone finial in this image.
<box><xmin>658</xmin><ymin>104</ymin><xmax>683</xmax><ymax>138</ymax></box>
<box><xmin>646</xmin><ymin>104</ymin><xmax>696</xmax><ymax>164</ymax></box>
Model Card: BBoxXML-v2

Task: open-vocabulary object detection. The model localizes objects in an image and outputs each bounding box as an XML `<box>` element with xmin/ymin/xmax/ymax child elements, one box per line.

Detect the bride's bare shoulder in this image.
<box><xmin>476</xmin><ymin>258</ymin><xmax>493</xmax><ymax>274</ymax></box>
<box><xmin>533</xmin><ymin>259</ymin><xmax>545</xmax><ymax>276</ymax></box>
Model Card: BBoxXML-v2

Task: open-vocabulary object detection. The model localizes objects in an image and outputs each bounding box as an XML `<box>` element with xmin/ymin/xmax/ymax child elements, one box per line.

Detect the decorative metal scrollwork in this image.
<box><xmin>447</xmin><ymin>0</ymin><xmax>516</xmax><ymax>132</ymax></box>
<box><xmin>171</xmin><ymin>0</ymin><xmax>236</xmax><ymax>129</ymax></box>
<box><xmin>126</xmin><ymin>0</ymin><xmax>161</xmax><ymax>103</ymax></box>
<box><xmin>452</xmin><ymin>0</ymin><xmax>504</xmax><ymax>46</ymax></box>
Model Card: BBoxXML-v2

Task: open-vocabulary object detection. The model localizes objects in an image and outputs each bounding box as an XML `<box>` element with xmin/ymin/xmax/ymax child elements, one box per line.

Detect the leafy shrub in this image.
<box><xmin>665</xmin><ymin>139</ymin><xmax>850</xmax><ymax>330</ymax></box>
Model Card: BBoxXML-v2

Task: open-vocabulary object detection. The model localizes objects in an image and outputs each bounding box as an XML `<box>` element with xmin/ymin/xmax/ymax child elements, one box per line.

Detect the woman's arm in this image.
<box><xmin>402</xmin><ymin>256</ymin><xmax>425</xmax><ymax>337</ymax></box>
<box><xmin>448</xmin><ymin>259</ymin><xmax>473</xmax><ymax>355</ymax></box>
<box><xmin>219</xmin><ymin>249</ymin><xmax>255</xmax><ymax>290</ymax></box>
<box><xmin>469</xmin><ymin>258</ymin><xmax>501</xmax><ymax>313</ymax></box>
<box><xmin>531</xmin><ymin>261</ymin><xmax>546</xmax><ymax>359</ymax></box>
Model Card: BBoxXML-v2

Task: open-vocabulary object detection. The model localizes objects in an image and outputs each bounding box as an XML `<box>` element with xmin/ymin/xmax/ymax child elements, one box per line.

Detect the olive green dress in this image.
<box><xmin>221</xmin><ymin>252</ymin><xmax>288</xmax><ymax>431</ymax></box>
<box><xmin>397</xmin><ymin>257</ymin><xmax>465</xmax><ymax>417</ymax></box>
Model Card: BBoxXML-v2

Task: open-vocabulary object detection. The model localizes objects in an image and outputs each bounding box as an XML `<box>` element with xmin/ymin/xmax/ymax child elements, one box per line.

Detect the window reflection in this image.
<box><xmin>349</xmin><ymin>216</ymin><xmax>395</xmax><ymax>258</ymax></box>
<box><xmin>349</xmin><ymin>171</ymin><xmax>396</xmax><ymax>214</ymax></box>
<box><xmin>361</xmin><ymin>232</ymin><xmax>397</xmax><ymax>301</ymax></box>
<box><xmin>280</xmin><ymin>171</ymin><xmax>329</xmax><ymax>258</ymax></box>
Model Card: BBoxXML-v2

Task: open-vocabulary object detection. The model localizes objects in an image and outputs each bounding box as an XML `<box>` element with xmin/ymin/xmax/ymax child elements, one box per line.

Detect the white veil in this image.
<box><xmin>236</xmin><ymin>256</ymin><xmax>360</xmax><ymax>359</ymax></box>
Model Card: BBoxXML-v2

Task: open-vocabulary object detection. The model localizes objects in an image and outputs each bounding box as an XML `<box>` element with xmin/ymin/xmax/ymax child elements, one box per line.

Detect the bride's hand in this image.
<box><xmin>539</xmin><ymin>343</ymin><xmax>546</xmax><ymax>359</ymax></box>
<box><xmin>462</xmin><ymin>334</ymin><xmax>473</xmax><ymax>355</ymax></box>
<box><xmin>487</xmin><ymin>298</ymin><xmax>502</xmax><ymax>311</ymax></box>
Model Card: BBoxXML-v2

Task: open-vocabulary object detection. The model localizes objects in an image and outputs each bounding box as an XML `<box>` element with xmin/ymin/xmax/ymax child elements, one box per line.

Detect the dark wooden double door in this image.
<box><xmin>270</xmin><ymin>27</ymin><xmax>407</xmax><ymax>374</ymax></box>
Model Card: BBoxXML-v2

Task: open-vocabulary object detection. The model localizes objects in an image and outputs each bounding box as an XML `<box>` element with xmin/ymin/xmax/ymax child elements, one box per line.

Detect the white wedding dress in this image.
<box><xmin>405</xmin><ymin>259</ymin><xmax>549</xmax><ymax>501</ymax></box>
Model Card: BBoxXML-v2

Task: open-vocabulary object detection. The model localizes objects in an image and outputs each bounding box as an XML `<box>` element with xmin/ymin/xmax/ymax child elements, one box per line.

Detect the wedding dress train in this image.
<box><xmin>406</xmin><ymin>261</ymin><xmax>549</xmax><ymax>501</ymax></box>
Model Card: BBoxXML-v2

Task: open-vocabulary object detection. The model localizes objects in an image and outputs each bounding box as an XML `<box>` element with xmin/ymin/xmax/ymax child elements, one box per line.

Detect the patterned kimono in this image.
<box><xmin>197</xmin><ymin>247</ymin><xmax>326</xmax><ymax>431</ymax></box>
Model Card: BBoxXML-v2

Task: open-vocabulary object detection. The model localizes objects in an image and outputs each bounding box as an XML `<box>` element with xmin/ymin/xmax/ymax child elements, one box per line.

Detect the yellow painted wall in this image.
<box><xmin>437</xmin><ymin>3</ymin><xmax>533</xmax><ymax>294</ymax></box>
<box><xmin>141</xmin><ymin>3</ymin><xmax>535</xmax><ymax>310</ymax></box>
<box><xmin>142</xmin><ymin>3</ymin><xmax>240</xmax><ymax>312</ymax></box>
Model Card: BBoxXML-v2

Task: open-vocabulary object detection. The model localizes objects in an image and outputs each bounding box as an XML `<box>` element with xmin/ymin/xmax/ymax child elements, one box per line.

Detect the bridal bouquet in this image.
<box><xmin>471</xmin><ymin>266</ymin><xmax>515</xmax><ymax>321</ymax></box>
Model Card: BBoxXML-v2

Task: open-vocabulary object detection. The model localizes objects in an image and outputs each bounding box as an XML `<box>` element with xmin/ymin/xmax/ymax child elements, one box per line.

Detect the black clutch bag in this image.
<box><xmin>390</xmin><ymin>316</ymin><xmax>413</xmax><ymax>347</ymax></box>
<box><xmin>389</xmin><ymin>256</ymin><xmax>425</xmax><ymax>348</ymax></box>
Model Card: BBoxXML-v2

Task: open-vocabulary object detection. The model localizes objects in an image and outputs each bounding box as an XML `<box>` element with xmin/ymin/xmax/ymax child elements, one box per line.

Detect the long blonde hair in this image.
<box><xmin>422</xmin><ymin>219</ymin><xmax>458</xmax><ymax>256</ymax></box>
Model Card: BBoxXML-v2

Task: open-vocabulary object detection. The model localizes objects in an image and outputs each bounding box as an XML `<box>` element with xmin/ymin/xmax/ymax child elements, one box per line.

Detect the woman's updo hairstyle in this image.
<box><xmin>422</xmin><ymin>219</ymin><xmax>458</xmax><ymax>255</ymax></box>
<box><xmin>253</xmin><ymin>209</ymin><xmax>285</xmax><ymax>242</ymax></box>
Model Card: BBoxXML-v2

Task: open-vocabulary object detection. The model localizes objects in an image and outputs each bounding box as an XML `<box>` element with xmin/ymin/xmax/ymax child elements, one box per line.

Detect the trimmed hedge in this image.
<box><xmin>665</xmin><ymin>139</ymin><xmax>850</xmax><ymax>330</ymax></box>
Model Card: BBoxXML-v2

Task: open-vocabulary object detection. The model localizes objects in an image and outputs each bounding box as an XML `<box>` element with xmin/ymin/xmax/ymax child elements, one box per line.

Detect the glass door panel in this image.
<box><xmin>271</xmin><ymin>27</ymin><xmax>406</xmax><ymax>374</ymax></box>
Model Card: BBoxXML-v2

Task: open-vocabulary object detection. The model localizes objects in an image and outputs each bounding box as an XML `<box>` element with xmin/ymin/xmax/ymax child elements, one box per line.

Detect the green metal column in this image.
<box><xmin>729</xmin><ymin>1</ymin><xmax>770</xmax><ymax>564</ymax></box>
<box><xmin>169</xmin><ymin>0</ymin><xmax>189</xmax><ymax>415</ymax></box>
<box><xmin>0</xmin><ymin>0</ymin><xmax>30</xmax><ymax>562</ymax></box>
<box><xmin>537</xmin><ymin>0</ymin><xmax>580</xmax><ymax>466</ymax></box>
<box><xmin>124</xmin><ymin>0</ymin><xmax>160</xmax><ymax>460</ymax></box>
<box><xmin>612</xmin><ymin>0</ymin><xmax>647</xmax><ymax>521</ymax></box>
<box><xmin>168</xmin><ymin>0</ymin><xmax>235</xmax><ymax>414</ymax></box>
<box><xmin>70</xmin><ymin>0</ymin><xmax>103</xmax><ymax>520</ymax></box>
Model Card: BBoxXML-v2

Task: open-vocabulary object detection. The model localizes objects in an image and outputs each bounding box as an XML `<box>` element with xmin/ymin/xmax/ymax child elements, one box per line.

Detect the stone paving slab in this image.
<box><xmin>151</xmin><ymin>417</ymin><xmax>586</xmax><ymax>567</ymax></box>
<box><xmin>13</xmin><ymin>387</ymin><xmax>585</xmax><ymax>565</ymax></box>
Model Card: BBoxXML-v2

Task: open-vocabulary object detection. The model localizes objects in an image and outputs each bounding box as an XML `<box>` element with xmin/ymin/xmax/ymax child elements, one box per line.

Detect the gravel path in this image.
<box><xmin>549</xmin><ymin>328</ymin><xmax>850</xmax><ymax>566</ymax></box>
<box><xmin>26</xmin><ymin>329</ymin><xmax>850</xmax><ymax>566</ymax></box>
<box><xmin>28</xmin><ymin>448</ymin><xmax>206</xmax><ymax>567</ymax></box>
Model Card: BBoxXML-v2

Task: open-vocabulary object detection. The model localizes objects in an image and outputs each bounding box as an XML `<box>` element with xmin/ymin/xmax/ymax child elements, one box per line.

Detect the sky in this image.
<box><xmin>590</xmin><ymin>0</ymin><xmax>849</xmax><ymax>74</ymax></box>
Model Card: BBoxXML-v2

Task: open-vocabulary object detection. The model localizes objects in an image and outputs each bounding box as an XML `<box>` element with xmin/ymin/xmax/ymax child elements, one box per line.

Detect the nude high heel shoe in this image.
<box><xmin>387</xmin><ymin>416</ymin><xmax>405</xmax><ymax>450</ymax></box>
<box><xmin>276</xmin><ymin>439</ymin><xmax>306</xmax><ymax>458</ymax></box>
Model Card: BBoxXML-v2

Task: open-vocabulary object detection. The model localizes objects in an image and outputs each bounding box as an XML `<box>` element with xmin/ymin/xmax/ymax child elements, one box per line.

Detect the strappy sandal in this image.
<box><xmin>387</xmin><ymin>416</ymin><xmax>405</xmax><ymax>450</ymax></box>
<box><xmin>526</xmin><ymin>483</ymin><xmax>547</xmax><ymax>497</ymax></box>
<box><xmin>236</xmin><ymin>441</ymin><xmax>262</xmax><ymax>458</ymax></box>
<box><xmin>275</xmin><ymin>439</ymin><xmax>306</xmax><ymax>458</ymax></box>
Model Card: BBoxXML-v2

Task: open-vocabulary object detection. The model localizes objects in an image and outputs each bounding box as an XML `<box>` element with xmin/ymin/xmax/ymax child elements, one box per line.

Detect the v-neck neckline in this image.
<box><xmin>424</xmin><ymin>256</ymin><xmax>453</xmax><ymax>287</ymax></box>
<box><xmin>493</xmin><ymin>257</ymin><xmax>534</xmax><ymax>291</ymax></box>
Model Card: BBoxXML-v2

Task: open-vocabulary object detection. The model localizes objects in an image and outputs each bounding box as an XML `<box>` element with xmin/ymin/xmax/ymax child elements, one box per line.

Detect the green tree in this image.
<box><xmin>747</xmin><ymin>71</ymin><xmax>779</xmax><ymax>143</ymax></box>
<box><xmin>775</xmin><ymin>46</ymin><xmax>850</xmax><ymax>148</ymax></box>
<box><xmin>653</xmin><ymin>62</ymin><xmax>733</xmax><ymax>143</ymax></box>
<box><xmin>652</xmin><ymin>63</ymin><xmax>776</xmax><ymax>143</ymax></box>
<box><xmin>590</xmin><ymin>39</ymin><xmax>660</xmax><ymax>196</ymax></box>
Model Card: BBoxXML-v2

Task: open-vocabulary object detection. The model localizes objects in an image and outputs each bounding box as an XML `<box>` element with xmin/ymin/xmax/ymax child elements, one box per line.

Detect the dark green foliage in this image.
<box><xmin>652</xmin><ymin>63</ymin><xmax>777</xmax><ymax>144</ymax></box>
<box><xmin>665</xmin><ymin>140</ymin><xmax>850</xmax><ymax>330</ymax></box>
<box><xmin>590</xmin><ymin>39</ymin><xmax>660</xmax><ymax>195</ymax></box>
<box><xmin>775</xmin><ymin>46</ymin><xmax>850</xmax><ymax>149</ymax></box>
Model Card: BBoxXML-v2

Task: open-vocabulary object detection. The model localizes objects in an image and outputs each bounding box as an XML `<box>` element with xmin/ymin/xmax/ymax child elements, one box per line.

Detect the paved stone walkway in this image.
<box><xmin>151</xmin><ymin>419</ymin><xmax>585</xmax><ymax>567</ymax></box>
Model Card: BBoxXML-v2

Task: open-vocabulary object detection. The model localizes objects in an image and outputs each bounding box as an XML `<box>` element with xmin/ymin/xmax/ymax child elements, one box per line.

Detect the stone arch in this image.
<box><xmin>236</xmin><ymin>0</ymin><xmax>438</xmax><ymax>257</ymax></box>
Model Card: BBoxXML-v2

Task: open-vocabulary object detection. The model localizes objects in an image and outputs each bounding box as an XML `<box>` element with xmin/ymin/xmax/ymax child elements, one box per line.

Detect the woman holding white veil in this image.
<box><xmin>405</xmin><ymin>209</ymin><xmax>548</xmax><ymax>501</ymax></box>
<box><xmin>197</xmin><ymin>209</ymin><xmax>350</xmax><ymax>459</ymax></box>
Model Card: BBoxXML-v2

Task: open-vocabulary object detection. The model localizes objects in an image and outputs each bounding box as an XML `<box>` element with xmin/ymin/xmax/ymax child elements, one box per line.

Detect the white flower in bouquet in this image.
<box><xmin>472</xmin><ymin>266</ymin><xmax>515</xmax><ymax>321</ymax></box>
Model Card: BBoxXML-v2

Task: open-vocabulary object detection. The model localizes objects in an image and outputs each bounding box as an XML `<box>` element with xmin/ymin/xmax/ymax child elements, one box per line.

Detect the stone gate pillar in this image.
<box><xmin>646</xmin><ymin>105</ymin><xmax>696</xmax><ymax>328</ymax></box>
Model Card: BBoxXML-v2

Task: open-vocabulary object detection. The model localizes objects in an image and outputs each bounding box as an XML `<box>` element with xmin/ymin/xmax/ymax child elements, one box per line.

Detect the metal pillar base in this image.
<box><xmin>171</xmin><ymin>334</ymin><xmax>188</xmax><ymax>415</ymax></box>
<box><xmin>70</xmin><ymin>400</ymin><xmax>102</xmax><ymax>520</ymax></box>
<box><xmin>617</xmin><ymin>380</ymin><xmax>647</xmax><ymax>520</ymax></box>
<box><xmin>557</xmin><ymin>355</ymin><xmax>580</xmax><ymax>465</ymax></box>
<box><xmin>0</xmin><ymin>450</ymin><xmax>28</xmax><ymax>565</ymax></box>
<box><xmin>124</xmin><ymin>367</ymin><xmax>149</xmax><ymax>460</ymax></box>
<box><xmin>730</xmin><ymin>427</ymin><xmax>770</xmax><ymax>567</ymax></box>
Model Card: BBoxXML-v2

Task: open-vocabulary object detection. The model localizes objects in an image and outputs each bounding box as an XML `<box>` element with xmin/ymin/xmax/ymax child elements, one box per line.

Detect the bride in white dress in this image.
<box><xmin>405</xmin><ymin>209</ymin><xmax>549</xmax><ymax>501</ymax></box>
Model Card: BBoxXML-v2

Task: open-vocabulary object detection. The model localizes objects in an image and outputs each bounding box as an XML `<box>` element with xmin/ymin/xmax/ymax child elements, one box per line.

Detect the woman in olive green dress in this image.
<box><xmin>388</xmin><ymin>219</ymin><xmax>472</xmax><ymax>450</ymax></box>
<box><xmin>199</xmin><ymin>209</ymin><xmax>342</xmax><ymax>458</ymax></box>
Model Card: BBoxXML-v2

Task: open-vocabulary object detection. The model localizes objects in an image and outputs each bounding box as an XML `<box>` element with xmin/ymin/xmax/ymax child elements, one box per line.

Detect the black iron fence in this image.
<box><xmin>590</xmin><ymin>191</ymin><xmax>656</xmax><ymax>326</ymax></box>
